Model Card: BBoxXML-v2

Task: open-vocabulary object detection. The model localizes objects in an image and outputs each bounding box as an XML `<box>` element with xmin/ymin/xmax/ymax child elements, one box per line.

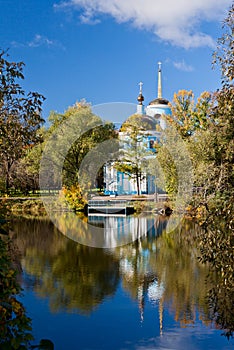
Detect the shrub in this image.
<box><xmin>59</xmin><ymin>184</ymin><xmax>87</xmax><ymax>211</ymax></box>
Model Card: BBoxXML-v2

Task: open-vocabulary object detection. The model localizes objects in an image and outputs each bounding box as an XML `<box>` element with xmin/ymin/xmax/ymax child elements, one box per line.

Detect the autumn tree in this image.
<box><xmin>152</xmin><ymin>90</ymin><xmax>213</xmax><ymax>197</ymax></box>
<box><xmin>115</xmin><ymin>114</ymin><xmax>156</xmax><ymax>196</ymax></box>
<box><xmin>209</xmin><ymin>3</ymin><xmax>234</xmax><ymax>201</ymax></box>
<box><xmin>213</xmin><ymin>3</ymin><xmax>234</xmax><ymax>86</ymax></box>
<box><xmin>194</xmin><ymin>5</ymin><xmax>234</xmax><ymax>338</ymax></box>
<box><xmin>0</xmin><ymin>50</ymin><xmax>45</xmax><ymax>192</ymax></box>
<box><xmin>12</xmin><ymin>138</ymin><xmax>45</xmax><ymax>194</ymax></box>
<box><xmin>41</xmin><ymin>101</ymin><xmax>117</xmax><ymax>192</ymax></box>
<box><xmin>167</xmin><ymin>89</ymin><xmax>213</xmax><ymax>139</ymax></box>
<box><xmin>9</xmin><ymin>101</ymin><xmax>116</xmax><ymax>196</ymax></box>
<box><xmin>191</xmin><ymin>3</ymin><xmax>234</xmax><ymax>208</ymax></box>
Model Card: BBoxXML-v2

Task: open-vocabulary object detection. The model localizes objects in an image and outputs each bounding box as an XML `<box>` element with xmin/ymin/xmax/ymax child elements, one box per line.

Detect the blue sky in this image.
<box><xmin>0</xmin><ymin>0</ymin><xmax>232</xmax><ymax>121</ymax></box>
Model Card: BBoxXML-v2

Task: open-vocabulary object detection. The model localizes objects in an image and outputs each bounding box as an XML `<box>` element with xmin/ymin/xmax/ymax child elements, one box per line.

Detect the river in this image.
<box><xmin>9</xmin><ymin>214</ymin><xmax>234</xmax><ymax>350</ymax></box>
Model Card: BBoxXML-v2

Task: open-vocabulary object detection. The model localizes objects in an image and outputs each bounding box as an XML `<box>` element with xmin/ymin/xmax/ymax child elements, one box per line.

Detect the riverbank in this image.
<box><xmin>0</xmin><ymin>197</ymin><xmax>46</xmax><ymax>217</ymax></box>
<box><xmin>0</xmin><ymin>194</ymin><xmax>172</xmax><ymax>217</ymax></box>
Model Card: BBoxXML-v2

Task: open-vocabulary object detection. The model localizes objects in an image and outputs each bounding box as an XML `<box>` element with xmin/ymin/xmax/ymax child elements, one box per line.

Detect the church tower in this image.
<box><xmin>157</xmin><ymin>61</ymin><xmax>162</xmax><ymax>99</ymax></box>
<box><xmin>145</xmin><ymin>62</ymin><xmax>171</xmax><ymax>129</ymax></box>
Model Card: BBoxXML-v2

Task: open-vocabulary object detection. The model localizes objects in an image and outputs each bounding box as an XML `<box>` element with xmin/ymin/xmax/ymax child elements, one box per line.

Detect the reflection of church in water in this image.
<box><xmin>119</xmin><ymin>237</ymin><xmax>165</xmax><ymax>333</ymax></box>
<box><xmin>88</xmin><ymin>213</ymin><xmax>168</xmax><ymax>247</ymax></box>
<box><xmin>104</xmin><ymin>63</ymin><xmax>172</xmax><ymax>195</ymax></box>
<box><xmin>88</xmin><ymin>214</ymin><xmax>168</xmax><ymax>332</ymax></box>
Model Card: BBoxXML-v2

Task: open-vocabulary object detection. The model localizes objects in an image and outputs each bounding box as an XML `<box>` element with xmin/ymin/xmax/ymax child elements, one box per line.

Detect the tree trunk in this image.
<box><xmin>136</xmin><ymin>173</ymin><xmax>140</xmax><ymax>196</ymax></box>
<box><xmin>5</xmin><ymin>161</ymin><xmax>11</xmax><ymax>194</ymax></box>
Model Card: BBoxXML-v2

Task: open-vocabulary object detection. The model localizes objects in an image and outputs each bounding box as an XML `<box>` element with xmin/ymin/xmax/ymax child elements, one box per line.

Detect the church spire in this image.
<box><xmin>157</xmin><ymin>62</ymin><xmax>162</xmax><ymax>98</ymax></box>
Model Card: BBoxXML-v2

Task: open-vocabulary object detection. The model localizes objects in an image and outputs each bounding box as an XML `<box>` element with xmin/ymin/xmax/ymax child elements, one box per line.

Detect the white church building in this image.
<box><xmin>104</xmin><ymin>63</ymin><xmax>172</xmax><ymax>195</ymax></box>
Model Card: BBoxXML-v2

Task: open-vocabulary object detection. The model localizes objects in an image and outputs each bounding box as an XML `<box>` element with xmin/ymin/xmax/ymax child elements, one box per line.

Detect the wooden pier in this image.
<box><xmin>88</xmin><ymin>200</ymin><xmax>134</xmax><ymax>216</ymax></box>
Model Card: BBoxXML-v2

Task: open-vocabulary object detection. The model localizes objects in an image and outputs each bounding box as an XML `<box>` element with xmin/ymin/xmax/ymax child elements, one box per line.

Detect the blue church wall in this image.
<box><xmin>147</xmin><ymin>175</ymin><xmax>156</xmax><ymax>194</ymax></box>
<box><xmin>117</xmin><ymin>171</ymin><xmax>137</xmax><ymax>195</ymax></box>
<box><xmin>117</xmin><ymin>172</ymin><xmax>125</xmax><ymax>195</ymax></box>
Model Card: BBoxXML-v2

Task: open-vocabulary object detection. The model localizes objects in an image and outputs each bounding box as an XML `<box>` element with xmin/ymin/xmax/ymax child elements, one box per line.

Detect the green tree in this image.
<box><xmin>115</xmin><ymin>114</ymin><xmax>155</xmax><ymax>195</ymax></box>
<box><xmin>150</xmin><ymin>91</ymin><xmax>212</xmax><ymax>197</ymax></box>
<box><xmin>9</xmin><ymin>128</ymin><xmax>46</xmax><ymax>194</ymax></box>
<box><xmin>44</xmin><ymin>101</ymin><xmax>116</xmax><ymax>190</ymax></box>
<box><xmin>193</xmin><ymin>5</ymin><xmax>234</xmax><ymax>337</ymax></box>
<box><xmin>150</xmin><ymin>141</ymin><xmax>177</xmax><ymax>196</ymax></box>
<box><xmin>194</xmin><ymin>3</ymin><xmax>234</xmax><ymax>208</ymax></box>
<box><xmin>158</xmin><ymin>13</ymin><xmax>234</xmax><ymax>199</ymax></box>
<box><xmin>0</xmin><ymin>50</ymin><xmax>45</xmax><ymax>192</ymax></box>
<box><xmin>213</xmin><ymin>3</ymin><xmax>234</xmax><ymax>87</ymax></box>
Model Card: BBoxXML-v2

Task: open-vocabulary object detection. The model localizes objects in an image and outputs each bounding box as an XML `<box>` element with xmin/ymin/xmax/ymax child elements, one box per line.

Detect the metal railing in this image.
<box><xmin>88</xmin><ymin>200</ymin><xmax>130</xmax><ymax>207</ymax></box>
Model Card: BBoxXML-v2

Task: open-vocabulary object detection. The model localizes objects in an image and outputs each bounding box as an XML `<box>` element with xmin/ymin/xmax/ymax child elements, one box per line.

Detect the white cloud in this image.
<box><xmin>54</xmin><ymin>0</ymin><xmax>231</xmax><ymax>49</ymax></box>
<box><xmin>11</xmin><ymin>35</ymin><xmax>64</xmax><ymax>50</ymax></box>
<box><xmin>173</xmin><ymin>60</ymin><xmax>194</xmax><ymax>72</ymax></box>
<box><xmin>11</xmin><ymin>41</ymin><xmax>25</xmax><ymax>49</ymax></box>
<box><xmin>79</xmin><ymin>14</ymin><xmax>101</xmax><ymax>25</ymax></box>
<box><xmin>28</xmin><ymin>34</ymin><xmax>56</xmax><ymax>48</ymax></box>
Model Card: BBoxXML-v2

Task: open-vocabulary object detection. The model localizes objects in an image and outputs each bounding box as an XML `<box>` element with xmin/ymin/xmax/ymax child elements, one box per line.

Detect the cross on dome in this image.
<box><xmin>139</xmin><ymin>81</ymin><xmax>143</xmax><ymax>94</ymax></box>
<box><xmin>158</xmin><ymin>62</ymin><xmax>162</xmax><ymax>71</ymax></box>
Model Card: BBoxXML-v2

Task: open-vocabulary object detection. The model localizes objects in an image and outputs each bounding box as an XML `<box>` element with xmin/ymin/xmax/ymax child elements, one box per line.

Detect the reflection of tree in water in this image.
<box><xmin>115</xmin><ymin>218</ymin><xmax>216</xmax><ymax>331</ymax></box>
<box><xmin>151</xmin><ymin>220</ymin><xmax>212</xmax><ymax>327</ymax></box>
<box><xmin>11</xmin><ymin>216</ymin><xmax>233</xmax><ymax>337</ymax></box>
<box><xmin>0</xmin><ymin>235</ymin><xmax>33</xmax><ymax>349</ymax></box>
<box><xmin>11</xmin><ymin>218</ymin><xmax>120</xmax><ymax>314</ymax></box>
<box><xmin>197</xmin><ymin>216</ymin><xmax>234</xmax><ymax>338</ymax></box>
<box><xmin>0</xmin><ymin>232</ymin><xmax>55</xmax><ymax>349</ymax></box>
<box><xmin>42</xmin><ymin>243</ymin><xmax>120</xmax><ymax>314</ymax></box>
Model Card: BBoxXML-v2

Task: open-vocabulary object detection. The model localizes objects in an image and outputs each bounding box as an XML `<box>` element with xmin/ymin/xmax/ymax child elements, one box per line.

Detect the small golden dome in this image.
<box><xmin>137</xmin><ymin>93</ymin><xmax>144</xmax><ymax>105</ymax></box>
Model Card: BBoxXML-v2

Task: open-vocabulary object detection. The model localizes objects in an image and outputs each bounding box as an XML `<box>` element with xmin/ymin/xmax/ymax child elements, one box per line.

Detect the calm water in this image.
<box><xmin>10</xmin><ymin>214</ymin><xmax>234</xmax><ymax>350</ymax></box>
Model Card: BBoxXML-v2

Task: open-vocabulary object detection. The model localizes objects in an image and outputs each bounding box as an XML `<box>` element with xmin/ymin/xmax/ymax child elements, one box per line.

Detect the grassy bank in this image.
<box><xmin>0</xmin><ymin>197</ymin><xmax>46</xmax><ymax>217</ymax></box>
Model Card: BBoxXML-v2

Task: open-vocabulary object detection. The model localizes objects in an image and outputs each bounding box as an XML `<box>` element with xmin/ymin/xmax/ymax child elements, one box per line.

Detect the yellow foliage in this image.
<box><xmin>59</xmin><ymin>183</ymin><xmax>87</xmax><ymax>211</ymax></box>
